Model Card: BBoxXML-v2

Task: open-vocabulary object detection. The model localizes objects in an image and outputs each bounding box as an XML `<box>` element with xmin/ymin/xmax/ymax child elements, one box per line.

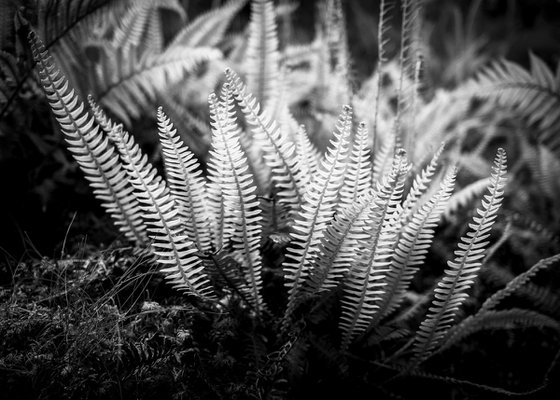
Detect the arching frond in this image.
<box><xmin>412</xmin><ymin>148</ymin><xmax>507</xmax><ymax>364</ymax></box>
<box><xmin>30</xmin><ymin>32</ymin><xmax>148</xmax><ymax>246</ymax></box>
<box><xmin>282</xmin><ymin>105</ymin><xmax>352</xmax><ymax>327</ymax></box>
<box><xmin>467</xmin><ymin>54</ymin><xmax>560</xmax><ymax>158</ymax></box>
<box><xmin>207</xmin><ymin>86</ymin><xmax>266</xmax><ymax>313</ymax></box>
<box><xmin>245</xmin><ymin>0</ymin><xmax>280</xmax><ymax>107</ymax></box>
<box><xmin>106</xmin><ymin>105</ymin><xmax>215</xmax><ymax>300</ymax></box>
<box><xmin>157</xmin><ymin>108</ymin><xmax>213</xmax><ymax>253</ymax></box>
<box><xmin>480</xmin><ymin>253</ymin><xmax>560</xmax><ymax>313</ymax></box>
<box><xmin>339</xmin><ymin>152</ymin><xmax>409</xmax><ymax>349</ymax></box>
<box><xmin>168</xmin><ymin>0</ymin><xmax>248</xmax><ymax>48</ymax></box>
<box><xmin>96</xmin><ymin>45</ymin><xmax>222</xmax><ymax>125</ymax></box>
<box><xmin>226</xmin><ymin>69</ymin><xmax>309</xmax><ymax>209</ymax></box>
<box><xmin>439</xmin><ymin>308</ymin><xmax>560</xmax><ymax>354</ymax></box>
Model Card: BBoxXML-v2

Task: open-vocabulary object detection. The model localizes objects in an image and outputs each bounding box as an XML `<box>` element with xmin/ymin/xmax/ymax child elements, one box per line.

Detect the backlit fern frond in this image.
<box><xmin>245</xmin><ymin>0</ymin><xmax>280</xmax><ymax>107</ymax></box>
<box><xmin>169</xmin><ymin>0</ymin><xmax>248</xmax><ymax>48</ymax></box>
<box><xmin>282</xmin><ymin>105</ymin><xmax>352</xmax><ymax>327</ymax></box>
<box><xmin>444</xmin><ymin>176</ymin><xmax>492</xmax><ymax>220</ymax></box>
<box><xmin>412</xmin><ymin>148</ymin><xmax>507</xmax><ymax>364</ymax></box>
<box><xmin>226</xmin><ymin>69</ymin><xmax>310</xmax><ymax>209</ymax></box>
<box><xmin>207</xmin><ymin>85</ymin><xmax>265</xmax><ymax>313</ymax></box>
<box><xmin>337</xmin><ymin>122</ymin><xmax>372</xmax><ymax>213</ymax></box>
<box><xmin>467</xmin><ymin>53</ymin><xmax>560</xmax><ymax>158</ymax></box>
<box><xmin>399</xmin><ymin>142</ymin><xmax>444</xmax><ymax>226</ymax></box>
<box><xmin>96</xmin><ymin>45</ymin><xmax>222</xmax><ymax>125</ymax></box>
<box><xmin>339</xmin><ymin>152</ymin><xmax>409</xmax><ymax>349</ymax></box>
<box><xmin>157</xmin><ymin>108</ymin><xmax>213</xmax><ymax>254</ymax></box>
<box><xmin>371</xmin><ymin>167</ymin><xmax>456</xmax><ymax>326</ymax></box>
<box><xmin>311</xmin><ymin>190</ymin><xmax>375</xmax><ymax>292</ymax></box>
<box><xmin>30</xmin><ymin>32</ymin><xmax>148</xmax><ymax>246</ymax></box>
<box><xmin>108</xmin><ymin>107</ymin><xmax>215</xmax><ymax>300</ymax></box>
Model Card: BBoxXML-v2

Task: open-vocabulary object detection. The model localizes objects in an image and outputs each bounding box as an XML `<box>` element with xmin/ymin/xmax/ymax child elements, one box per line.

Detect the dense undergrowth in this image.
<box><xmin>2</xmin><ymin>0</ymin><xmax>560</xmax><ymax>399</ymax></box>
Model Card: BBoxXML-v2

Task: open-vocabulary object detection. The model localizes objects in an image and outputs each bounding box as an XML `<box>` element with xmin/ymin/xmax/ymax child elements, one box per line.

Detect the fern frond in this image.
<box><xmin>444</xmin><ymin>176</ymin><xmax>492</xmax><ymax>220</ymax></box>
<box><xmin>157</xmin><ymin>108</ymin><xmax>213</xmax><ymax>254</ymax></box>
<box><xmin>339</xmin><ymin>152</ymin><xmax>409</xmax><ymax>349</ymax></box>
<box><xmin>311</xmin><ymin>190</ymin><xmax>376</xmax><ymax>292</ymax></box>
<box><xmin>399</xmin><ymin>142</ymin><xmax>444</xmax><ymax>227</ymax></box>
<box><xmin>371</xmin><ymin>167</ymin><xmax>456</xmax><ymax>326</ymax></box>
<box><xmin>439</xmin><ymin>308</ymin><xmax>560</xmax><ymax>354</ymax></box>
<box><xmin>372</xmin><ymin>0</ymin><xmax>395</xmax><ymax>151</ymax></box>
<box><xmin>207</xmin><ymin>86</ymin><xmax>266</xmax><ymax>313</ymax></box>
<box><xmin>97</xmin><ymin>45</ymin><xmax>222</xmax><ymax>125</ymax></box>
<box><xmin>282</xmin><ymin>105</ymin><xmax>352</xmax><ymax>327</ymax></box>
<box><xmin>226</xmin><ymin>69</ymin><xmax>309</xmax><ymax>209</ymax></box>
<box><xmin>337</xmin><ymin>122</ymin><xmax>373</xmax><ymax>212</ymax></box>
<box><xmin>107</xmin><ymin>107</ymin><xmax>215</xmax><ymax>300</ymax></box>
<box><xmin>169</xmin><ymin>0</ymin><xmax>248</xmax><ymax>48</ymax></box>
<box><xmin>468</xmin><ymin>54</ymin><xmax>560</xmax><ymax>157</ymax></box>
<box><xmin>412</xmin><ymin>148</ymin><xmax>507</xmax><ymax>364</ymax></box>
<box><xmin>30</xmin><ymin>32</ymin><xmax>148</xmax><ymax>246</ymax></box>
<box><xmin>245</xmin><ymin>0</ymin><xmax>280</xmax><ymax>108</ymax></box>
<box><xmin>294</xmin><ymin>123</ymin><xmax>321</xmax><ymax>177</ymax></box>
<box><xmin>395</xmin><ymin>0</ymin><xmax>424</xmax><ymax>148</ymax></box>
<box><xmin>480</xmin><ymin>253</ymin><xmax>560</xmax><ymax>313</ymax></box>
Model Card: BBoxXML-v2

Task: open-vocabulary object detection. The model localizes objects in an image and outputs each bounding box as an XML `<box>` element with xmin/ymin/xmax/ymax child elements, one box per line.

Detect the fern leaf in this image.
<box><xmin>444</xmin><ymin>176</ymin><xmax>492</xmax><ymax>220</ymax></box>
<box><xmin>107</xmin><ymin>107</ymin><xmax>215</xmax><ymax>300</ymax></box>
<box><xmin>282</xmin><ymin>105</ymin><xmax>352</xmax><ymax>327</ymax></box>
<box><xmin>468</xmin><ymin>55</ymin><xmax>560</xmax><ymax>157</ymax></box>
<box><xmin>372</xmin><ymin>0</ymin><xmax>396</xmax><ymax>151</ymax></box>
<box><xmin>207</xmin><ymin>86</ymin><xmax>266</xmax><ymax>312</ymax></box>
<box><xmin>245</xmin><ymin>0</ymin><xmax>280</xmax><ymax>107</ymax></box>
<box><xmin>395</xmin><ymin>0</ymin><xmax>423</xmax><ymax>149</ymax></box>
<box><xmin>480</xmin><ymin>253</ymin><xmax>560</xmax><ymax>313</ymax></box>
<box><xmin>226</xmin><ymin>69</ymin><xmax>309</xmax><ymax>209</ymax></box>
<box><xmin>337</xmin><ymin>122</ymin><xmax>373</xmax><ymax>212</ymax></box>
<box><xmin>372</xmin><ymin>167</ymin><xmax>456</xmax><ymax>326</ymax></box>
<box><xmin>169</xmin><ymin>0</ymin><xmax>248</xmax><ymax>48</ymax></box>
<box><xmin>157</xmin><ymin>108</ymin><xmax>213</xmax><ymax>253</ymax></box>
<box><xmin>439</xmin><ymin>308</ymin><xmax>560</xmax><ymax>354</ymax></box>
<box><xmin>412</xmin><ymin>148</ymin><xmax>507</xmax><ymax>364</ymax></box>
<box><xmin>97</xmin><ymin>45</ymin><xmax>222</xmax><ymax>125</ymax></box>
<box><xmin>399</xmin><ymin>142</ymin><xmax>444</xmax><ymax>226</ymax></box>
<box><xmin>339</xmin><ymin>152</ymin><xmax>409</xmax><ymax>349</ymax></box>
<box><xmin>30</xmin><ymin>32</ymin><xmax>148</xmax><ymax>246</ymax></box>
<box><xmin>311</xmin><ymin>190</ymin><xmax>375</xmax><ymax>292</ymax></box>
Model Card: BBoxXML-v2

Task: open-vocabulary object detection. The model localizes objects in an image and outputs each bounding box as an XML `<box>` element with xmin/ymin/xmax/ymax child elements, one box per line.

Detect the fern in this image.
<box><xmin>339</xmin><ymin>152</ymin><xmax>409</xmax><ymax>349</ymax></box>
<box><xmin>412</xmin><ymin>148</ymin><xmax>507</xmax><ymax>364</ymax></box>
<box><xmin>282</xmin><ymin>105</ymin><xmax>352</xmax><ymax>327</ymax></box>
<box><xmin>30</xmin><ymin>32</ymin><xmax>148</xmax><ymax>246</ymax></box>
<box><xmin>207</xmin><ymin>85</ymin><xmax>266</xmax><ymax>313</ymax></box>
<box><xmin>371</xmin><ymin>167</ymin><xmax>456</xmax><ymax>326</ymax></box>
<box><xmin>467</xmin><ymin>53</ymin><xmax>560</xmax><ymax>158</ymax></box>
<box><xmin>168</xmin><ymin>0</ymin><xmax>248</xmax><ymax>48</ymax></box>
<box><xmin>95</xmin><ymin>45</ymin><xmax>222</xmax><ymax>125</ymax></box>
<box><xmin>157</xmin><ymin>108</ymin><xmax>213</xmax><ymax>254</ymax></box>
<box><xmin>480</xmin><ymin>253</ymin><xmax>560</xmax><ymax>313</ymax></box>
<box><xmin>226</xmin><ymin>69</ymin><xmax>310</xmax><ymax>209</ymax></box>
<box><xmin>245</xmin><ymin>0</ymin><xmax>280</xmax><ymax>107</ymax></box>
<box><xmin>337</xmin><ymin>122</ymin><xmax>373</xmax><ymax>212</ymax></box>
